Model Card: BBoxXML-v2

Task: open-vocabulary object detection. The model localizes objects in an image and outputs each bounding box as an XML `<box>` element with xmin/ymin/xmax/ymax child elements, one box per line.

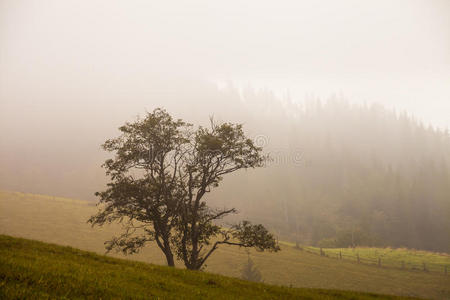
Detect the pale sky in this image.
<box><xmin>1</xmin><ymin>0</ymin><xmax>449</xmax><ymax>128</ymax></box>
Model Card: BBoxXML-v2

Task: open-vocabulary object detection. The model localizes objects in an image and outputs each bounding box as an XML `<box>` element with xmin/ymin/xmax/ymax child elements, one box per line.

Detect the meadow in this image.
<box><xmin>302</xmin><ymin>245</ymin><xmax>449</xmax><ymax>273</ymax></box>
<box><xmin>0</xmin><ymin>235</ymin><xmax>417</xmax><ymax>299</ymax></box>
<box><xmin>0</xmin><ymin>190</ymin><xmax>449</xmax><ymax>299</ymax></box>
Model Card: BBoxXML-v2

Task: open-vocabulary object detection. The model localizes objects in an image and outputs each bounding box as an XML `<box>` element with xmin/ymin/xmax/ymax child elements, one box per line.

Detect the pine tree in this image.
<box><xmin>241</xmin><ymin>254</ymin><xmax>262</xmax><ymax>282</ymax></box>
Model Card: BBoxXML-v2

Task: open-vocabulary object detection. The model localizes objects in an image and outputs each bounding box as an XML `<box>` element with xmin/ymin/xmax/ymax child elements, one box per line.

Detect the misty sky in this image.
<box><xmin>1</xmin><ymin>0</ymin><xmax>449</xmax><ymax>130</ymax></box>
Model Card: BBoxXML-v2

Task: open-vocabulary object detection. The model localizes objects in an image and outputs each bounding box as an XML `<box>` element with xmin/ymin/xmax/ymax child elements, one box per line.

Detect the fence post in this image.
<box><xmin>340</xmin><ymin>251</ymin><xmax>342</xmax><ymax>260</ymax></box>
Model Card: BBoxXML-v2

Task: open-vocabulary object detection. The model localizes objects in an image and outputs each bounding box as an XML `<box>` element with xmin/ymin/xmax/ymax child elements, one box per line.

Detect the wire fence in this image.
<box><xmin>299</xmin><ymin>246</ymin><xmax>449</xmax><ymax>275</ymax></box>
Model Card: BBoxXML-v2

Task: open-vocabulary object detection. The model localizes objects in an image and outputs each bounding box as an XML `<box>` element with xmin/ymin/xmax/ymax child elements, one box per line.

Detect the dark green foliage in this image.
<box><xmin>334</xmin><ymin>228</ymin><xmax>378</xmax><ymax>248</ymax></box>
<box><xmin>316</xmin><ymin>238</ymin><xmax>337</xmax><ymax>249</ymax></box>
<box><xmin>89</xmin><ymin>108</ymin><xmax>278</xmax><ymax>270</ymax></box>
<box><xmin>231</xmin><ymin>221</ymin><xmax>280</xmax><ymax>252</ymax></box>
<box><xmin>0</xmin><ymin>235</ymin><xmax>416</xmax><ymax>300</ymax></box>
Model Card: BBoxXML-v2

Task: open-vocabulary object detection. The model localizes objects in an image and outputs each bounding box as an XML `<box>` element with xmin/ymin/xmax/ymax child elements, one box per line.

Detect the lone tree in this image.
<box><xmin>89</xmin><ymin>108</ymin><xmax>279</xmax><ymax>270</ymax></box>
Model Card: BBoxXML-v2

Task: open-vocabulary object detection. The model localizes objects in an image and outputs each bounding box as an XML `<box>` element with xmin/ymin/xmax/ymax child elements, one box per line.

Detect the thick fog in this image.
<box><xmin>1</xmin><ymin>0</ymin><xmax>449</xmax><ymax>126</ymax></box>
<box><xmin>1</xmin><ymin>1</ymin><xmax>450</xmax><ymax>252</ymax></box>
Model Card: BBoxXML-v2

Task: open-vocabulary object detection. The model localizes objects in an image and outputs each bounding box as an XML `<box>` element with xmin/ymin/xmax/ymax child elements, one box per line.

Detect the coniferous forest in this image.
<box><xmin>208</xmin><ymin>88</ymin><xmax>450</xmax><ymax>253</ymax></box>
<box><xmin>1</xmin><ymin>84</ymin><xmax>449</xmax><ymax>253</ymax></box>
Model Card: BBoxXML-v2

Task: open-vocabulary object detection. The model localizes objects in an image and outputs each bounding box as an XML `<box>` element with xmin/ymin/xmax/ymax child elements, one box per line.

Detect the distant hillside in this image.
<box><xmin>1</xmin><ymin>191</ymin><xmax>449</xmax><ymax>299</ymax></box>
<box><xmin>1</xmin><ymin>83</ymin><xmax>449</xmax><ymax>252</ymax></box>
<box><xmin>212</xmin><ymin>96</ymin><xmax>450</xmax><ymax>253</ymax></box>
<box><xmin>0</xmin><ymin>235</ymin><xmax>418</xmax><ymax>299</ymax></box>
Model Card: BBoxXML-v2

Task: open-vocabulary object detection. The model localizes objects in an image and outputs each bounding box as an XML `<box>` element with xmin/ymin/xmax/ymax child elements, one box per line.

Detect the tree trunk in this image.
<box><xmin>185</xmin><ymin>262</ymin><xmax>201</xmax><ymax>270</ymax></box>
<box><xmin>164</xmin><ymin>250</ymin><xmax>175</xmax><ymax>267</ymax></box>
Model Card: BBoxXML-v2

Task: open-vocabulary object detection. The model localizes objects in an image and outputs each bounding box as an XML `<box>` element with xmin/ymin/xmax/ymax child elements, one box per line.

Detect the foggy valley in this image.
<box><xmin>1</xmin><ymin>1</ymin><xmax>449</xmax><ymax>299</ymax></box>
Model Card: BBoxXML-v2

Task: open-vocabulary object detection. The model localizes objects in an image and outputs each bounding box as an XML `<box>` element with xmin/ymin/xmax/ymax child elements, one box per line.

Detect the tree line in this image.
<box><xmin>210</xmin><ymin>90</ymin><xmax>450</xmax><ymax>253</ymax></box>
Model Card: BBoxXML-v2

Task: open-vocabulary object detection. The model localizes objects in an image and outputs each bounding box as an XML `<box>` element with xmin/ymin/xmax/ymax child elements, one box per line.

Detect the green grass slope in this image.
<box><xmin>1</xmin><ymin>191</ymin><xmax>449</xmax><ymax>299</ymax></box>
<box><xmin>0</xmin><ymin>235</ymin><xmax>415</xmax><ymax>299</ymax></box>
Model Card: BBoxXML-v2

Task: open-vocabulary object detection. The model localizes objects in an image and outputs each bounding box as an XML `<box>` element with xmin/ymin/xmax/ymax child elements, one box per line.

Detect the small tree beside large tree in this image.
<box><xmin>89</xmin><ymin>108</ymin><xmax>279</xmax><ymax>270</ymax></box>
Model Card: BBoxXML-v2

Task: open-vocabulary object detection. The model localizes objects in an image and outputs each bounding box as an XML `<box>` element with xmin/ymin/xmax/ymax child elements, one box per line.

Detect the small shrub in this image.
<box><xmin>241</xmin><ymin>256</ymin><xmax>262</xmax><ymax>282</ymax></box>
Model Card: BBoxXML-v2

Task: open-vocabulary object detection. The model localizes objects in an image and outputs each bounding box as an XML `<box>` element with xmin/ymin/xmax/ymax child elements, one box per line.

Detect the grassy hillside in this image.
<box><xmin>0</xmin><ymin>235</ymin><xmax>416</xmax><ymax>299</ymax></box>
<box><xmin>0</xmin><ymin>190</ymin><xmax>449</xmax><ymax>299</ymax></box>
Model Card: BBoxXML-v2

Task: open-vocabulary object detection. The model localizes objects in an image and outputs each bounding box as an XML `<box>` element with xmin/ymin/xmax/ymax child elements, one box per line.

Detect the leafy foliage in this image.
<box><xmin>231</xmin><ymin>221</ymin><xmax>280</xmax><ymax>252</ymax></box>
<box><xmin>89</xmin><ymin>108</ymin><xmax>278</xmax><ymax>269</ymax></box>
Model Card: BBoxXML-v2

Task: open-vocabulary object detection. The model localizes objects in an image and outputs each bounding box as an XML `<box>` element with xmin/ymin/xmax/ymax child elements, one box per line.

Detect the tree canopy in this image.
<box><xmin>89</xmin><ymin>108</ymin><xmax>279</xmax><ymax>270</ymax></box>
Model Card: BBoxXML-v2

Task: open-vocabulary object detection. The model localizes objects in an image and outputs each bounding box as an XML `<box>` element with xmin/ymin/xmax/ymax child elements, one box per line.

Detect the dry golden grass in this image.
<box><xmin>1</xmin><ymin>190</ymin><xmax>449</xmax><ymax>299</ymax></box>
